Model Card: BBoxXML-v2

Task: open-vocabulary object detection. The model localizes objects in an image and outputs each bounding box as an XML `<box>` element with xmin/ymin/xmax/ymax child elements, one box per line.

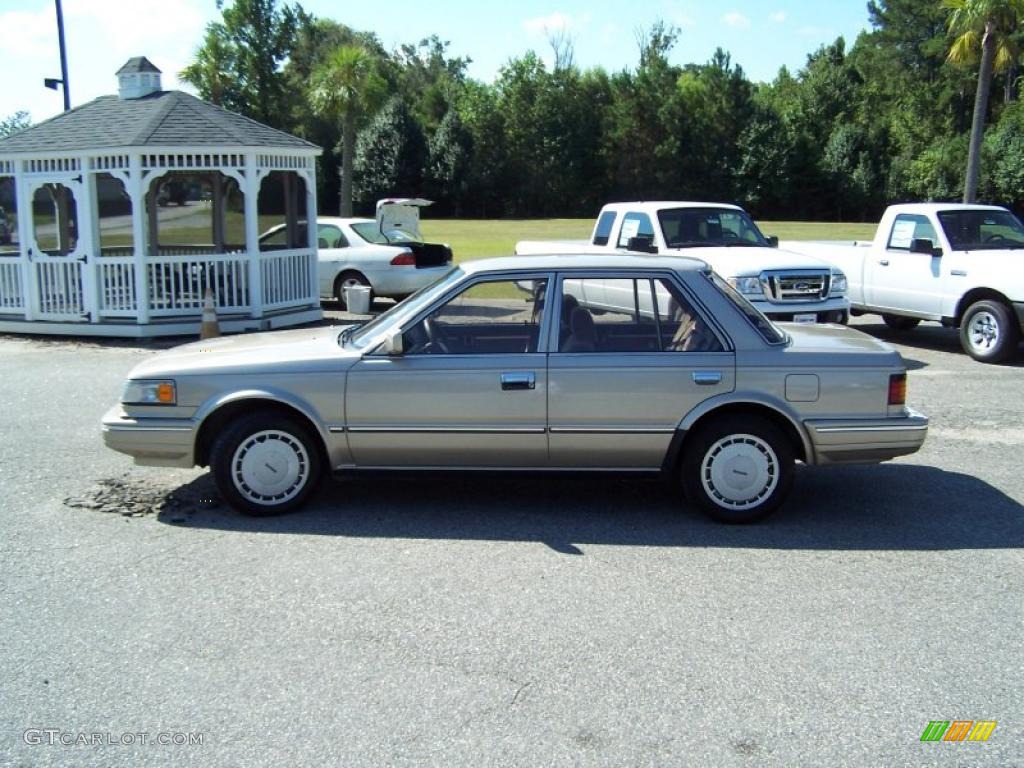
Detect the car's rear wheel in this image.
<box><xmin>960</xmin><ymin>299</ymin><xmax>1020</xmax><ymax>363</ymax></box>
<box><xmin>211</xmin><ymin>413</ymin><xmax>323</xmax><ymax>516</ymax></box>
<box><xmin>882</xmin><ymin>314</ymin><xmax>920</xmax><ymax>332</ymax></box>
<box><xmin>334</xmin><ymin>271</ymin><xmax>372</xmax><ymax>310</ymax></box>
<box><xmin>681</xmin><ymin>415</ymin><xmax>794</xmax><ymax>523</ymax></box>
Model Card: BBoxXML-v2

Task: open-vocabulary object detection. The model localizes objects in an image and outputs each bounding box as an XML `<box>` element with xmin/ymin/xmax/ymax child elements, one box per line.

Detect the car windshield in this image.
<box><xmin>345</xmin><ymin>266</ymin><xmax>463</xmax><ymax>350</ymax></box>
<box><xmin>658</xmin><ymin>207</ymin><xmax>769</xmax><ymax>248</ymax></box>
<box><xmin>706</xmin><ymin>270</ymin><xmax>787</xmax><ymax>344</ymax></box>
<box><xmin>937</xmin><ymin>209</ymin><xmax>1024</xmax><ymax>249</ymax></box>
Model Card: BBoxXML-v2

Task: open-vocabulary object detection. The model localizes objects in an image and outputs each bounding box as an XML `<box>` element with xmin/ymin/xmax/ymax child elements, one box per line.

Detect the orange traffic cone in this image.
<box><xmin>200</xmin><ymin>288</ymin><xmax>220</xmax><ymax>339</ymax></box>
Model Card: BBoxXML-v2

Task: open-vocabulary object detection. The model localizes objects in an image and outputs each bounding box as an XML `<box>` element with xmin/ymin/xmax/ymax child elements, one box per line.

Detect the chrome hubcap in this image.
<box><xmin>232</xmin><ymin>430</ymin><xmax>309</xmax><ymax>505</ymax></box>
<box><xmin>967</xmin><ymin>311</ymin><xmax>1000</xmax><ymax>351</ymax></box>
<box><xmin>701</xmin><ymin>434</ymin><xmax>778</xmax><ymax>510</ymax></box>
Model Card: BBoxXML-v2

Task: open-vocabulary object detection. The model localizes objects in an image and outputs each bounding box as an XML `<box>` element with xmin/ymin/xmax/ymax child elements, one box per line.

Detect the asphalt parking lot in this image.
<box><xmin>1</xmin><ymin>313</ymin><xmax>1021</xmax><ymax>767</ymax></box>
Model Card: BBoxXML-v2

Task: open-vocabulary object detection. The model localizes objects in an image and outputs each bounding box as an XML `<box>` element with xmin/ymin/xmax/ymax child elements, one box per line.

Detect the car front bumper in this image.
<box><xmin>101</xmin><ymin>405</ymin><xmax>197</xmax><ymax>468</ymax></box>
<box><xmin>753</xmin><ymin>296</ymin><xmax>850</xmax><ymax>324</ymax></box>
<box><xmin>803</xmin><ymin>407</ymin><xmax>929</xmax><ymax>464</ymax></box>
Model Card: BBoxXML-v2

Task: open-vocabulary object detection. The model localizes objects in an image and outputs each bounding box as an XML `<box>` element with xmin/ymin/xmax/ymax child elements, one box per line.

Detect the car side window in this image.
<box><xmin>317</xmin><ymin>225</ymin><xmax>347</xmax><ymax>249</ymax></box>
<box><xmin>616</xmin><ymin>212</ymin><xmax>655</xmax><ymax>248</ymax></box>
<box><xmin>403</xmin><ymin>278</ymin><xmax>548</xmax><ymax>355</ymax></box>
<box><xmin>887</xmin><ymin>214</ymin><xmax>938</xmax><ymax>251</ymax></box>
<box><xmin>592</xmin><ymin>211</ymin><xmax>617</xmax><ymax>246</ymax></box>
<box><xmin>557</xmin><ymin>277</ymin><xmax>723</xmax><ymax>353</ymax></box>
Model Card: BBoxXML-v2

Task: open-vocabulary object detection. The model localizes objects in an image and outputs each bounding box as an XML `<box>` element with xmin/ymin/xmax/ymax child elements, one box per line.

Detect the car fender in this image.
<box><xmin>194</xmin><ymin>387</ymin><xmax>334</xmax><ymax>449</ymax></box>
<box><xmin>675</xmin><ymin>390</ymin><xmax>814</xmax><ymax>461</ymax></box>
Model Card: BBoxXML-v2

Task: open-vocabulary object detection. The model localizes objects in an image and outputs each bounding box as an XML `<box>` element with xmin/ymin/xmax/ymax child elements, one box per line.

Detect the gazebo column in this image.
<box><xmin>243</xmin><ymin>153</ymin><xmax>262</xmax><ymax>319</ymax></box>
<box><xmin>80</xmin><ymin>170</ymin><xmax>101</xmax><ymax>323</ymax></box>
<box><xmin>15</xmin><ymin>160</ymin><xmax>35</xmax><ymax>321</ymax></box>
<box><xmin>305</xmin><ymin>164</ymin><xmax>318</xmax><ymax>306</ymax></box>
<box><xmin>129</xmin><ymin>155</ymin><xmax>150</xmax><ymax>324</ymax></box>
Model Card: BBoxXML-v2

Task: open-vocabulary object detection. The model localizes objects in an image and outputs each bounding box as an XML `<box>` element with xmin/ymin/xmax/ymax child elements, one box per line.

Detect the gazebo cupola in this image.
<box><xmin>0</xmin><ymin>57</ymin><xmax>323</xmax><ymax>337</ymax></box>
<box><xmin>117</xmin><ymin>57</ymin><xmax>163</xmax><ymax>100</ymax></box>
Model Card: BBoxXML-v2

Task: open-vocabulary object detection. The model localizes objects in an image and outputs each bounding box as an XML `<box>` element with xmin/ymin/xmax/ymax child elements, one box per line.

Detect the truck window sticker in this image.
<box><xmin>889</xmin><ymin>218</ymin><xmax>918</xmax><ymax>249</ymax></box>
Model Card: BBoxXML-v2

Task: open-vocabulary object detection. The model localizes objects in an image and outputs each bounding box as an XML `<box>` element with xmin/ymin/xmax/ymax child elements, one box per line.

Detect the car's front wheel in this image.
<box><xmin>211</xmin><ymin>413</ymin><xmax>323</xmax><ymax>515</ymax></box>
<box><xmin>960</xmin><ymin>299</ymin><xmax>1020</xmax><ymax>363</ymax></box>
<box><xmin>681</xmin><ymin>415</ymin><xmax>794</xmax><ymax>523</ymax></box>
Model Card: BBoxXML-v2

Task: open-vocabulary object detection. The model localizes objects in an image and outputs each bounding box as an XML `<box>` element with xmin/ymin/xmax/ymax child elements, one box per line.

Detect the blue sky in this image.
<box><xmin>2</xmin><ymin>0</ymin><xmax>873</xmax><ymax>124</ymax></box>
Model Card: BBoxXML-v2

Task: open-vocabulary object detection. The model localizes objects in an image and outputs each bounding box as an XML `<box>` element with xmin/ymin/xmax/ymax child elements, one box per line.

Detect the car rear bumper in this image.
<box><xmin>101</xmin><ymin>405</ymin><xmax>197</xmax><ymax>468</ymax></box>
<box><xmin>366</xmin><ymin>265</ymin><xmax>452</xmax><ymax>297</ymax></box>
<box><xmin>803</xmin><ymin>407</ymin><xmax>928</xmax><ymax>464</ymax></box>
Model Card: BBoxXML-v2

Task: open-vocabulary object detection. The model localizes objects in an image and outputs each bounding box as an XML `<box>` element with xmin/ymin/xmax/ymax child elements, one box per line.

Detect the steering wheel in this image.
<box><xmin>424</xmin><ymin>317</ymin><xmax>450</xmax><ymax>354</ymax></box>
<box><xmin>984</xmin><ymin>233</ymin><xmax>1009</xmax><ymax>243</ymax></box>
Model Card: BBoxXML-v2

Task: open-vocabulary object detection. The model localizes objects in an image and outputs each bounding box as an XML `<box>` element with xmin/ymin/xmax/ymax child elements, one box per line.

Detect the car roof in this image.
<box><xmin>889</xmin><ymin>203</ymin><xmax>1008</xmax><ymax>214</ymax></box>
<box><xmin>600</xmin><ymin>201</ymin><xmax>745</xmax><ymax>213</ymax></box>
<box><xmin>460</xmin><ymin>253</ymin><xmax>710</xmax><ymax>274</ymax></box>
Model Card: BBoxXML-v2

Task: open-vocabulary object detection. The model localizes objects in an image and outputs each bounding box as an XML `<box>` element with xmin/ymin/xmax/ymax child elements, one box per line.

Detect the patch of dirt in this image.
<box><xmin>64</xmin><ymin>474</ymin><xmax>223</xmax><ymax>522</ymax></box>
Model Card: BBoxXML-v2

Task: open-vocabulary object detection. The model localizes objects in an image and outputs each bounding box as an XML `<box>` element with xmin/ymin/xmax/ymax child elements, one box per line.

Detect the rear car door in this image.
<box><xmin>548</xmin><ymin>272</ymin><xmax>736</xmax><ymax>468</ymax></box>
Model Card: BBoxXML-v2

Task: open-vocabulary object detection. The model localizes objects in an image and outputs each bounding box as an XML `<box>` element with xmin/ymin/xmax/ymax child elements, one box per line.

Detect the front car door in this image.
<box><xmin>548</xmin><ymin>271</ymin><xmax>736</xmax><ymax>468</ymax></box>
<box><xmin>345</xmin><ymin>274</ymin><xmax>552</xmax><ymax>467</ymax></box>
<box><xmin>866</xmin><ymin>213</ymin><xmax>943</xmax><ymax>315</ymax></box>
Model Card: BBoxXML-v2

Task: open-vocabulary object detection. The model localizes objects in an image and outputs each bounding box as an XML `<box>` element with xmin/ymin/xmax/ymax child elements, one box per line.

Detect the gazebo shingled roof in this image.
<box><xmin>0</xmin><ymin>91</ymin><xmax>318</xmax><ymax>154</ymax></box>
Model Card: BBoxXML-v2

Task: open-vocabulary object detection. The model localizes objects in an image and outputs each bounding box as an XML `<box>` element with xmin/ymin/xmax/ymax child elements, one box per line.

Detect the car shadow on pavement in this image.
<box><xmin>157</xmin><ymin>463</ymin><xmax>1024</xmax><ymax>553</ymax></box>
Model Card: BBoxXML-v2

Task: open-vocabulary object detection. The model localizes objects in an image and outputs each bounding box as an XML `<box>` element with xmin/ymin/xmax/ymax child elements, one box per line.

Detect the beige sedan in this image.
<box><xmin>102</xmin><ymin>254</ymin><xmax>928</xmax><ymax>523</ymax></box>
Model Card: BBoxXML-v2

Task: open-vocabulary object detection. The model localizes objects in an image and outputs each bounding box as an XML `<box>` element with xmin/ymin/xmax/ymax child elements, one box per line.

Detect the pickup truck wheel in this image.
<box><xmin>333</xmin><ymin>271</ymin><xmax>371</xmax><ymax>310</ymax></box>
<box><xmin>882</xmin><ymin>314</ymin><xmax>920</xmax><ymax>332</ymax></box>
<box><xmin>211</xmin><ymin>413</ymin><xmax>323</xmax><ymax>516</ymax></box>
<box><xmin>960</xmin><ymin>300</ymin><xmax>1020</xmax><ymax>363</ymax></box>
<box><xmin>681</xmin><ymin>416</ymin><xmax>794</xmax><ymax>524</ymax></box>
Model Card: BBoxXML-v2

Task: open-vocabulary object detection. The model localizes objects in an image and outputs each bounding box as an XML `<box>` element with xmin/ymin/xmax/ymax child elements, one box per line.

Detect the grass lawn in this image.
<box><xmin>419</xmin><ymin>218</ymin><xmax>878</xmax><ymax>263</ymax></box>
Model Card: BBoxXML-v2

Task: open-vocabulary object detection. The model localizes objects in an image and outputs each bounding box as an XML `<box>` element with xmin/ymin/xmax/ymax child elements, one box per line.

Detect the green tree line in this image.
<box><xmin>177</xmin><ymin>0</ymin><xmax>1024</xmax><ymax>220</ymax></box>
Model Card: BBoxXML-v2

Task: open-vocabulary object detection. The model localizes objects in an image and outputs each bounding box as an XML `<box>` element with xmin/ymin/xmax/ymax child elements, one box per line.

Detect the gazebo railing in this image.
<box><xmin>147</xmin><ymin>254</ymin><xmax>251</xmax><ymax>315</ymax></box>
<box><xmin>0</xmin><ymin>257</ymin><xmax>25</xmax><ymax>312</ymax></box>
<box><xmin>261</xmin><ymin>248</ymin><xmax>315</xmax><ymax>309</ymax></box>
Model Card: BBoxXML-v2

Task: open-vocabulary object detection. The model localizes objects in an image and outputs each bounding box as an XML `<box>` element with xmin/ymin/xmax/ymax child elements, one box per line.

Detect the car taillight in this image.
<box><xmin>390</xmin><ymin>252</ymin><xmax>416</xmax><ymax>266</ymax></box>
<box><xmin>888</xmin><ymin>373</ymin><xmax>907</xmax><ymax>406</ymax></box>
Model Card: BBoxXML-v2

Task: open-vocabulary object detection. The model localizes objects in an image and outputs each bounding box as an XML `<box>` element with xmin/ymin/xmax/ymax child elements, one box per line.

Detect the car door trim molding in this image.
<box><xmin>547</xmin><ymin>426</ymin><xmax>675</xmax><ymax>434</ymax></box>
<box><xmin>346</xmin><ymin>425</ymin><xmax>547</xmax><ymax>434</ymax></box>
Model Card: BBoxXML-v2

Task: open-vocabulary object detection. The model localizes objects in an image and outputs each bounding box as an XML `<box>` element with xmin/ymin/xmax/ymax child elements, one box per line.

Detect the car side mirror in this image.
<box><xmin>766</xmin><ymin>235</ymin><xmax>779</xmax><ymax>248</ymax></box>
<box><xmin>910</xmin><ymin>238</ymin><xmax>942</xmax><ymax>257</ymax></box>
<box><xmin>626</xmin><ymin>236</ymin><xmax>658</xmax><ymax>254</ymax></box>
<box><xmin>379</xmin><ymin>331</ymin><xmax>404</xmax><ymax>356</ymax></box>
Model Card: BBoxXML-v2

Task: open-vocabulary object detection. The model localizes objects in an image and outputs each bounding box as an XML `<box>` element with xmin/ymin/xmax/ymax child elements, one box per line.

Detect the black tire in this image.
<box><xmin>333</xmin><ymin>271</ymin><xmax>372</xmax><ymax>310</ymax></box>
<box><xmin>959</xmin><ymin>299</ymin><xmax>1020</xmax><ymax>363</ymax></box>
<box><xmin>681</xmin><ymin>415</ymin><xmax>794</xmax><ymax>524</ymax></box>
<box><xmin>882</xmin><ymin>314</ymin><xmax>920</xmax><ymax>332</ymax></box>
<box><xmin>210</xmin><ymin>413</ymin><xmax>323</xmax><ymax>516</ymax></box>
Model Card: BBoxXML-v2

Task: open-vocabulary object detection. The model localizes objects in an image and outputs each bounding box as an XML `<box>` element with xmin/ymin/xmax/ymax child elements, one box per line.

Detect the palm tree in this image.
<box><xmin>943</xmin><ymin>0</ymin><xmax>1024</xmax><ymax>202</ymax></box>
<box><xmin>308</xmin><ymin>45</ymin><xmax>383</xmax><ymax>216</ymax></box>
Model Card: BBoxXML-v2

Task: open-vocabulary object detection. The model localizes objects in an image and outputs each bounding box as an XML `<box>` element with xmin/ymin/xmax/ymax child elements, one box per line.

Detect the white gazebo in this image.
<box><xmin>0</xmin><ymin>57</ymin><xmax>323</xmax><ymax>336</ymax></box>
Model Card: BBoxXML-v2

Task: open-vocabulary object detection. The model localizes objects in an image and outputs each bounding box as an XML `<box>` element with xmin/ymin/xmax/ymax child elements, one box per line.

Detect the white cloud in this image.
<box><xmin>722</xmin><ymin>12</ymin><xmax>751</xmax><ymax>29</ymax></box>
<box><xmin>523</xmin><ymin>12</ymin><xmax>573</xmax><ymax>35</ymax></box>
<box><xmin>770</xmin><ymin>11</ymin><xmax>786</xmax><ymax>23</ymax></box>
<box><xmin>1</xmin><ymin>0</ymin><xmax>212</xmax><ymax>122</ymax></box>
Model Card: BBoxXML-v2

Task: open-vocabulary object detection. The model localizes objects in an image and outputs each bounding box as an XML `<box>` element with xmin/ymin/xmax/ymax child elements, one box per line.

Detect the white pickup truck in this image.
<box><xmin>515</xmin><ymin>201</ymin><xmax>850</xmax><ymax>324</ymax></box>
<box><xmin>782</xmin><ymin>203</ymin><xmax>1024</xmax><ymax>362</ymax></box>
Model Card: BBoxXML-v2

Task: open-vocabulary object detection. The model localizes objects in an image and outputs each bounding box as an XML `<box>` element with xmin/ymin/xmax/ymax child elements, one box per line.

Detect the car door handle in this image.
<box><xmin>692</xmin><ymin>371</ymin><xmax>722</xmax><ymax>386</ymax></box>
<box><xmin>877</xmin><ymin>259</ymin><xmax>890</xmax><ymax>266</ymax></box>
<box><xmin>501</xmin><ymin>372</ymin><xmax>536</xmax><ymax>391</ymax></box>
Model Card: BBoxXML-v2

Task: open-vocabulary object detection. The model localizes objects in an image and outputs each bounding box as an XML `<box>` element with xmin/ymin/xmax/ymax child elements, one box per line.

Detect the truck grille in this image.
<box><xmin>762</xmin><ymin>271</ymin><xmax>831</xmax><ymax>302</ymax></box>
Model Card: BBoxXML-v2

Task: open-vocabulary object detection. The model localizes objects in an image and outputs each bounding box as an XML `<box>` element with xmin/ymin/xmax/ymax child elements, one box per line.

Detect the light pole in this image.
<box><xmin>44</xmin><ymin>0</ymin><xmax>71</xmax><ymax>111</ymax></box>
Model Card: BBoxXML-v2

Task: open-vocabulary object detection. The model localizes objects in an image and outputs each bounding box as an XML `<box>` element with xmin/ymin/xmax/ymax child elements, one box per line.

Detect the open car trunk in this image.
<box><xmin>376</xmin><ymin>198</ymin><xmax>453</xmax><ymax>268</ymax></box>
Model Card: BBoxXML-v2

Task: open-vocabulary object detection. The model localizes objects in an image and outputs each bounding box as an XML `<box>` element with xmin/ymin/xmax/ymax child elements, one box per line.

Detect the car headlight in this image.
<box><xmin>122</xmin><ymin>379</ymin><xmax>177</xmax><ymax>405</ymax></box>
<box><xmin>830</xmin><ymin>272</ymin><xmax>848</xmax><ymax>296</ymax></box>
<box><xmin>728</xmin><ymin>276</ymin><xmax>764</xmax><ymax>296</ymax></box>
